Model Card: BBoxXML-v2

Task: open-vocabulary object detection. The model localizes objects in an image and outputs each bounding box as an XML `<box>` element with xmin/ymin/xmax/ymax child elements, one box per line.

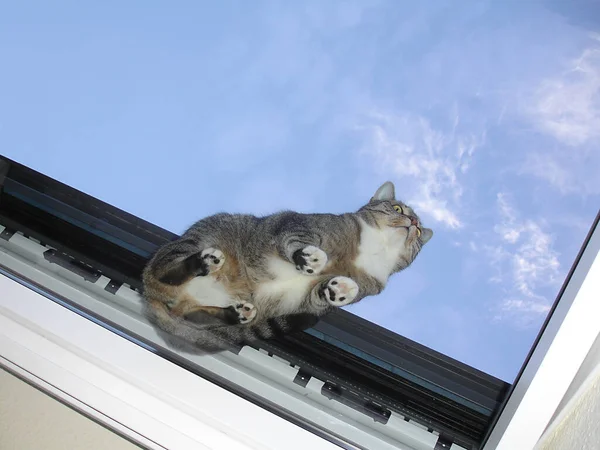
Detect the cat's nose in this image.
<box><xmin>410</xmin><ymin>216</ymin><xmax>419</xmax><ymax>226</ymax></box>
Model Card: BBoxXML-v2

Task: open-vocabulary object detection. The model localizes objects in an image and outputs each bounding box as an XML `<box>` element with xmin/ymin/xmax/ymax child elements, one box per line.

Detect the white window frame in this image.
<box><xmin>0</xmin><ymin>274</ymin><xmax>342</xmax><ymax>450</ymax></box>
<box><xmin>483</xmin><ymin>216</ymin><xmax>600</xmax><ymax>450</ymax></box>
<box><xmin>0</xmin><ymin>213</ymin><xmax>598</xmax><ymax>450</ymax></box>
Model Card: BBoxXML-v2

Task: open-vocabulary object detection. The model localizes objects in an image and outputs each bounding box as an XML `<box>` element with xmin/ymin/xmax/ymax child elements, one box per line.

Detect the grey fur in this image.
<box><xmin>142</xmin><ymin>181</ymin><xmax>433</xmax><ymax>353</ymax></box>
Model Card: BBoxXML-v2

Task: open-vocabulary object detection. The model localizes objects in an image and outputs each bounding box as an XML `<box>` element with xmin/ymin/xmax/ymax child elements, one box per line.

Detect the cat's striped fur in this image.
<box><xmin>142</xmin><ymin>181</ymin><xmax>433</xmax><ymax>352</ymax></box>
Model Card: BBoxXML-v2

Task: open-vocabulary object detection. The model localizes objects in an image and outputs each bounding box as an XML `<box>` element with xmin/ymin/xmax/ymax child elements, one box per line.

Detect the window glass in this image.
<box><xmin>0</xmin><ymin>2</ymin><xmax>598</xmax><ymax>448</ymax></box>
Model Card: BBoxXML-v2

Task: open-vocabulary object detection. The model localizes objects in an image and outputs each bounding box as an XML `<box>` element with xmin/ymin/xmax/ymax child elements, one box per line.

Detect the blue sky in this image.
<box><xmin>1</xmin><ymin>1</ymin><xmax>598</xmax><ymax>382</ymax></box>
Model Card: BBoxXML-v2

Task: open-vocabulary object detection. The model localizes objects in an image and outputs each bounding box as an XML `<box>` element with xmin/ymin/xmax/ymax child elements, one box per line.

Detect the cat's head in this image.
<box><xmin>359</xmin><ymin>181</ymin><xmax>433</xmax><ymax>269</ymax></box>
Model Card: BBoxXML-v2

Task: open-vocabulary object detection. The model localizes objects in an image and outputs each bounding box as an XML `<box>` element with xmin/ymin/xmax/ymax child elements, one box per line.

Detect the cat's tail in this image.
<box><xmin>144</xmin><ymin>299</ymin><xmax>319</xmax><ymax>353</ymax></box>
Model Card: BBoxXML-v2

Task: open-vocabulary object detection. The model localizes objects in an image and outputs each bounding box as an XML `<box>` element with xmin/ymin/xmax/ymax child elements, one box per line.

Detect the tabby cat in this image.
<box><xmin>142</xmin><ymin>181</ymin><xmax>433</xmax><ymax>352</ymax></box>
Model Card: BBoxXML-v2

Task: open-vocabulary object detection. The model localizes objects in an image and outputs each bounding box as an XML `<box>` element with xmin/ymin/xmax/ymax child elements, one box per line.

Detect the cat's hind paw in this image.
<box><xmin>234</xmin><ymin>302</ymin><xmax>257</xmax><ymax>324</ymax></box>
<box><xmin>201</xmin><ymin>248</ymin><xmax>225</xmax><ymax>273</ymax></box>
<box><xmin>319</xmin><ymin>276</ymin><xmax>358</xmax><ymax>307</ymax></box>
<box><xmin>293</xmin><ymin>245</ymin><xmax>328</xmax><ymax>275</ymax></box>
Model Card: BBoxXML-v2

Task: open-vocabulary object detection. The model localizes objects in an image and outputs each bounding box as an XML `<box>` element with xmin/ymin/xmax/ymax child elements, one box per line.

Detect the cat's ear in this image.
<box><xmin>420</xmin><ymin>228</ymin><xmax>433</xmax><ymax>244</ymax></box>
<box><xmin>371</xmin><ymin>181</ymin><xmax>396</xmax><ymax>202</ymax></box>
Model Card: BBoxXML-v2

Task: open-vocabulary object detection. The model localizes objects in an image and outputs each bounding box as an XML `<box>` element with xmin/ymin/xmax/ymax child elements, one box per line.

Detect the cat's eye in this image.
<box><xmin>393</xmin><ymin>205</ymin><xmax>403</xmax><ymax>213</ymax></box>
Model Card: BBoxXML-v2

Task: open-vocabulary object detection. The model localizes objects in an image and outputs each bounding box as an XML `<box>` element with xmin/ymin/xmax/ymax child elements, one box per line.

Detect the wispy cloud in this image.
<box><xmin>529</xmin><ymin>37</ymin><xmax>600</xmax><ymax>146</ymax></box>
<box><xmin>357</xmin><ymin>109</ymin><xmax>485</xmax><ymax>228</ymax></box>
<box><xmin>485</xmin><ymin>193</ymin><xmax>561</xmax><ymax>324</ymax></box>
<box><xmin>521</xmin><ymin>34</ymin><xmax>600</xmax><ymax>195</ymax></box>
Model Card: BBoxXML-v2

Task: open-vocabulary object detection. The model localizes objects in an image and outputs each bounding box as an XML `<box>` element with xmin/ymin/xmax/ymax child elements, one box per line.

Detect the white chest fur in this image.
<box><xmin>254</xmin><ymin>257</ymin><xmax>314</xmax><ymax>314</ymax></box>
<box><xmin>183</xmin><ymin>276</ymin><xmax>233</xmax><ymax>308</ymax></box>
<box><xmin>354</xmin><ymin>219</ymin><xmax>405</xmax><ymax>284</ymax></box>
<box><xmin>182</xmin><ymin>257</ymin><xmax>313</xmax><ymax>313</ymax></box>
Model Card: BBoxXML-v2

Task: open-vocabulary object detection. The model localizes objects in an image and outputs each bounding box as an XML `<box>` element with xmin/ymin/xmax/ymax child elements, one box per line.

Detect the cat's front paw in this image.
<box><xmin>201</xmin><ymin>248</ymin><xmax>225</xmax><ymax>273</ymax></box>
<box><xmin>293</xmin><ymin>246</ymin><xmax>328</xmax><ymax>275</ymax></box>
<box><xmin>234</xmin><ymin>302</ymin><xmax>257</xmax><ymax>324</ymax></box>
<box><xmin>319</xmin><ymin>276</ymin><xmax>358</xmax><ymax>307</ymax></box>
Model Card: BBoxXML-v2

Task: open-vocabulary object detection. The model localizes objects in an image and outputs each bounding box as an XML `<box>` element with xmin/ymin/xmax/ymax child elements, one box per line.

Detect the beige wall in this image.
<box><xmin>536</xmin><ymin>331</ymin><xmax>600</xmax><ymax>450</ymax></box>
<box><xmin>0</xmin><ymin>369</ymin><xmax>140</xmax><ymax>450</ymax></box>
<box><xmin>537</xmin><ymin>375</ymin><xmax>600</xmax><ymax>450</ymax></box>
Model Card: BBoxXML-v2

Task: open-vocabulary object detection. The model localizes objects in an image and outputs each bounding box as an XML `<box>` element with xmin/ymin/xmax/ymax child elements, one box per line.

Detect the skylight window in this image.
<box><xmin>0</xmin><ymin>3</ymin><xmax>598</xmax><ymax>449</ymax></box>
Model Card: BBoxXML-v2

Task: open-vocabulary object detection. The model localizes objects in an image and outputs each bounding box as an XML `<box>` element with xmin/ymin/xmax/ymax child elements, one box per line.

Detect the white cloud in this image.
<box><xmin>522</xmin><ymin>35</ymin><xmax>600</xmax><ymax>195</ymax></box>
<box><xmin>520</xmin><ymin>153</ymin><xmax>575</xmax><ymax>195</ymax></box>
<box><xmin>487</xmin><ymin>193</ymin><xmax>561</xmax><ymax>324</ymax></box>
<box><xmin>357</xmin><ymin>110</ymin><xmax>485</xmax><ymax>228</ymax></box>
<box><xmin>530</xmin><ymin>43</ymin><xmax>600</xmax><ymax>146</ymax></box>
<box><xmin>500</xmin><ymin>299</ymin><xmax>552</xmax><ymax>315</ymax></box>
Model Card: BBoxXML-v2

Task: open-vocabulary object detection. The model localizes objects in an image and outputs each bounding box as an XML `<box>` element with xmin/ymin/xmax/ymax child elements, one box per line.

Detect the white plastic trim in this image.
<box><xmin>484</xmin><ymin>221</ymin><xmax>600</xmax><ymax>450</ymax></box>
<box><xmin>0</xmin><ymin>226</ymin><xmax>441</xmax><ymax>450</ymax></box>
<box><xmin>0</xmin><ymin>275</ymin><xmax>339</xmax><ymax>450</ymax></box>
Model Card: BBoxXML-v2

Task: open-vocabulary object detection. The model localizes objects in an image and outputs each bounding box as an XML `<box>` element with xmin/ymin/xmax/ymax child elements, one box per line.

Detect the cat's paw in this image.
<box><xmin>234</xmin><ymin>302</ymin><xmax>257</xmax><ymax>324</ymax></box>
<box><xmin>201</xmin><ymin>248</ymin><xmax>225</xmax><ymax>273</ymax></box>
<box><xmin>293</xmin><ymin>246</ymin><xmax>328</xmax><ymax>275</ymax></box>
<box><xmin>319</xmin><ymin>276</ymin><xmax>358</xmax><ymax>307</ymax></box>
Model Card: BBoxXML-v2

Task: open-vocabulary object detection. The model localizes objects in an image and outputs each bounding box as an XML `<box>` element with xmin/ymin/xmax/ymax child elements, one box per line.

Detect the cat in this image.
<box><xmin>142</xmin><ymin>181</ymin><xmax>433</xmax><ymax>352</ymax></box>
